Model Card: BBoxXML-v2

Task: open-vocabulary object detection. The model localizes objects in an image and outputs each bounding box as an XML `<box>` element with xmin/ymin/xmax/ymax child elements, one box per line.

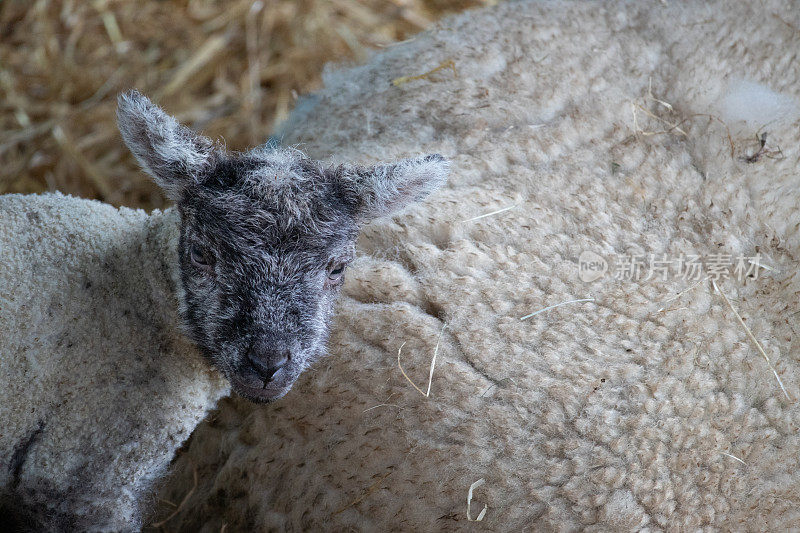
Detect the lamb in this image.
<box><xmin>152</xmin><ymin>0</ymin><xmax>800</xmax><ymax>530</ymax></box>
<box><xmin>0</xmin><ymin>91</ymin><xmax>448</xmax><ymax>531</ymax></box>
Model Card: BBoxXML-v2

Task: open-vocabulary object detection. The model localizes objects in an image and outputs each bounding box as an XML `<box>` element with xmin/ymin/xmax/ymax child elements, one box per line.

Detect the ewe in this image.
<box><xmin>0</xmin><ymin>91</ymin><xmax>448</xmax><ymax>531</ymax></box>
<box><xmin>156</xmin><ymin>0</ymin><xmax>800</xmax><ymax>530</ymax></box>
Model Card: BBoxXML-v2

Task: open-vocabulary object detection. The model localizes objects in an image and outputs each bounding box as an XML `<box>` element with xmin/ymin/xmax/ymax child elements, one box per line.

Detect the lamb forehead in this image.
<box><xmin>241</xmin><ymin>145</ymin><xmax>324</xmax><ymax>190</ymax></box>
<box><xmin>182</xmin><ymin>177</ymin><xmax>355</xmax><ymax>255</ymax></box>
<box><xmin>188</xmin><ymin>147</ymin><xmax>347</xmax><ymax>223</ymax></box>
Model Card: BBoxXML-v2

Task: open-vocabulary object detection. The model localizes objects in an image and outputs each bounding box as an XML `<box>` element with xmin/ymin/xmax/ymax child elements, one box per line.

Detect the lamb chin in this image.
<box><xmin>230</xmin><ymin>380</ymin><xmax>293</xmax><ymax>403</ymax></box>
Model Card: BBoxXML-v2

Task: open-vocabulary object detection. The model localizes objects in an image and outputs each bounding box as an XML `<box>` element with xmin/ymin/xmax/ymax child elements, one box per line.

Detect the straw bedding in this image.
<box><xmin>0</xmin><ymin>0</ymin><xmax>480</xmax><ymax>207</ymax></box>
<box><xmin>151</xmin><ymin>0</ymin><xmax>800</xmax><ymax>530</ymax></box>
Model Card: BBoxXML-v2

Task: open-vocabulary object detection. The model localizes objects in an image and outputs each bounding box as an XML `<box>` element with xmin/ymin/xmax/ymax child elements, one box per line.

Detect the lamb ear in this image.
<box><xmin>117</xmin><ymin>90</ymin><xmax>215</xmax><ymax>201</ymax></box>
<box><xmin>340</xmin><ymin>154</ymin><xmax>450</xmax><ymax>222</ymax></box>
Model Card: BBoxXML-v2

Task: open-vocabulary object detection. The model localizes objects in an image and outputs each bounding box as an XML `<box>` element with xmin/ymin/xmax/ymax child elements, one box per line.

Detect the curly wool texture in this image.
<box><xmin>152</xmin><ymin>0</ymin><xmax>800</xmax><ymax>530</ymax></box>
<box><xmin>0</xmin><ymin>193</ymin><xmax>229</xmax><ymax>531</ymax></box>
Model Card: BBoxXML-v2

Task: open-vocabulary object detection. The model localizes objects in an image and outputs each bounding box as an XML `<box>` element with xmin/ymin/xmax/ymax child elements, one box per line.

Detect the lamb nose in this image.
<box><xmin>247</xmin><ymin>348</ymin><xmax>289</xmax><ymax>382</ymax></box>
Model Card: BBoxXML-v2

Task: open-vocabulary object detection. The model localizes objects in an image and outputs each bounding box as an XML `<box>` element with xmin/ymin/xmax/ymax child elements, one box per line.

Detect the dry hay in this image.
<box><xmin>0</xmin><ymin>0</ymin><xmax>487</xmax><ymax>211</ymax></box>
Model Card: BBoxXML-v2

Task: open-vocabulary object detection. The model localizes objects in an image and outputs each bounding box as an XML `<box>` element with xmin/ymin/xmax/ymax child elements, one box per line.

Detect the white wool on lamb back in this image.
<box><xmin>0</xmin><ymin>193</ymin><xmax>229</xmax><ymax>530</ymax></box>
<box><xmin>155</xmin><ymin>0</ymin><xmax>800</xmax><ymax>530</ymax></box>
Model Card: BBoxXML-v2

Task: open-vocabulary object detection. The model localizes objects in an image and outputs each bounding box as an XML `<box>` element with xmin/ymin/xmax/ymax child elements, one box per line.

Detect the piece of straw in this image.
<box><xmin>647</xmin><ymin>77</ymin><xmax>674</xmax><ymax>111</ymax></box>
<box><xmin>748</xmin><ymin>258</ymin><xmax>777</xmax><ymax>272</ymax></box>
<box><xmin>721</xmin><ymin>451</ymin><xmax>747</xmax><ymax>465</ymax></box>
<box><xmin>100</xmin><ymin>12</ymin><xmax>124</xmax><ymax>45</ymax></box>
<box><xmin>712</xmin><ymin>280</ymin><xmax>792</xmax><ymax>402</ymax></box>
<box><xmin>151</xmin><ymin>464</ymin><xmax>198</xmax><ymax>527</ymax></box>
<box><xmin>362</xmin><ymin>403</ymin><xmax>400</xmax><ymax>413</ymax></box>
<box><xmin>630</xmin><ymin>82</ymin><xmax>735</xmax><ymax>158</ymax></box>
<box><xmin>520</xmin><ymin>298</ymin><xmax>595</xmax><ymax>321</ymax></box>
<box><xmin>157</xmin><ymin>34</ymin><xmax>230</xmax><ymax>99</ymax></box>
<box><xmin>396</xmin><ymin>323</ymin><xmax>446</xmax><ymax>397</ymax></box>
<box><xmin>656</xmin><ymin>275</ymin><xmax>710</xmax><ymax>313</ymax></box>
<box><xmin>460</xmin><ymin>204</ymin><xmax>517</xmax><ymax>223</ymax></box>
<box><xmin>158</xmin><ymin>498</ymin><xmax>178</xmax><ymax>508</ymax></box>
<box><xmin>632</xmin><ymin>102</ymin><xmax>687</xmax><ymax>136</ymax></box>
<box><xmin>392</xmin><ymin>59</ymin><xmax>457</xmax><ymax>86</ymax></box>
<box><xmin>467</xmin><ymin>478</ymin><xmax>487</xmax><ymax>521</ymax></box>
<box><xmin>52</xmin><ymin>126</ymin><xmax>115</xmax><ymax>199</ymax></box>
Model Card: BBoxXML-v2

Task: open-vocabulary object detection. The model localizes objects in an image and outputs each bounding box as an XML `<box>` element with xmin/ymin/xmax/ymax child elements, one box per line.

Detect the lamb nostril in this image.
<box><xmin>247</xmin><ymin>350</ymin><xmax>289</xmax><ymax>383</ymax></box>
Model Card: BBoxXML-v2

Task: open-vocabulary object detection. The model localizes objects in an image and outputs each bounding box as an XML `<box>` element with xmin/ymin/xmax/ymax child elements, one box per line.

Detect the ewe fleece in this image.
<box><xmin>0</xmin><ymin>194</ymin><xmax>229</xmax><ymax>530</ymax></box>
<box><xmin>154</xmin><ymin>0</ymin><xmax>800</xmax><ymax>530</ymax></box>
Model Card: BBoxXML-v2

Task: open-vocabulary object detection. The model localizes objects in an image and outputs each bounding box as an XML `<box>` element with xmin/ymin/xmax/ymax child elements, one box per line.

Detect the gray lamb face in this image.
<box><xmin>117</xmin><ymin>91</ymin><xmax>449</xmax><ymax>402</ymax></box>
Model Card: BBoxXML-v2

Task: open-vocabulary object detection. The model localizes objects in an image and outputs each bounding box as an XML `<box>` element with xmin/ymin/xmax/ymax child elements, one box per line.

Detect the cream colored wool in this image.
<box><xmin>0</xmin><ymin>193</ymin><xmax>229</xmax><ymax>530</ymax></box>
<box><xmin>155</xmin><ymin>0</ymin><xmax>800</xmax><ymax>530</ymax></box>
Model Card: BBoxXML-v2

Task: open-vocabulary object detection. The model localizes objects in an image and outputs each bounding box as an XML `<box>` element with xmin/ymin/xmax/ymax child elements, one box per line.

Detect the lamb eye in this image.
<box><xmin>190</xmin><ymin>244</ymin><xmax>210</xmax><ymax>267</ymax></box>
<box><xmin>327</xmin><ymin>263</ymin><xmax>345</xmax><ymax>280</ymax></box>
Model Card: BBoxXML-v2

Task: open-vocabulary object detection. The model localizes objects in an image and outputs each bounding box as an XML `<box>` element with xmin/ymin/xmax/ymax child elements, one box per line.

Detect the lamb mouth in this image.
<box><xmin>230</xmin><ymin>375</ymin><xmax>294</xmax><ymax>403</ymax></box>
